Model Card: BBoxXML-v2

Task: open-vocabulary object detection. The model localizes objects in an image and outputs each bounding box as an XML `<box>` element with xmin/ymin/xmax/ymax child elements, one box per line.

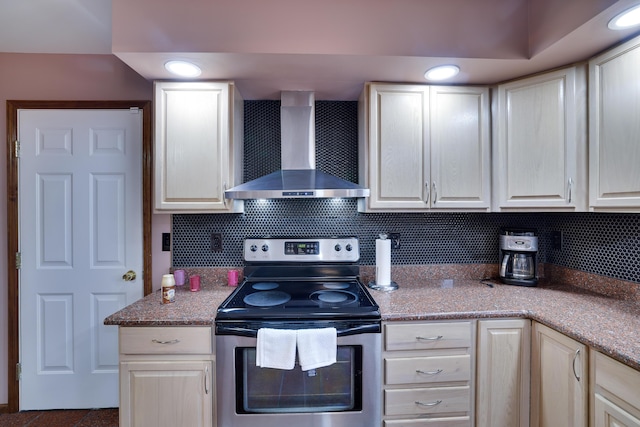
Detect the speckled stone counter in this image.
<box><xmin>104</xmin><ymin>283</ymin><xmax>234</xmax><ymax>326</ymax></box>
<box><xmin>104</xmin><ymin>264</ymin><xmax>640</xmax><ymax>371</ymax></box>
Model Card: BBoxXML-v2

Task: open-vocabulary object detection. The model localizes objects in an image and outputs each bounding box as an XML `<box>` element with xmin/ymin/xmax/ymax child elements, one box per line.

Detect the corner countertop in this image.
<box><xmin>104</xmin><ymin>275</ymin><xmax>640</xmax><ymax>371</ymax></box>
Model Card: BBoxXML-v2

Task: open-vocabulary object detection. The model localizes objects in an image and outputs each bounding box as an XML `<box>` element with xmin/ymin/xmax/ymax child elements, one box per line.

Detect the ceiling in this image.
<box><xmin>2</xmin><ymin>0</ymin><xmax>640</xmax><ymax>100</ymax></box>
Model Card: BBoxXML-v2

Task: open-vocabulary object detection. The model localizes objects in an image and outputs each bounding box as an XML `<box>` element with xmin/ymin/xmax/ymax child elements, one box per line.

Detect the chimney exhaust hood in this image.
<box><xmin>224</xmin><ymin>91</ymin><xmax>370</xmax><ymax>199</ymax></box>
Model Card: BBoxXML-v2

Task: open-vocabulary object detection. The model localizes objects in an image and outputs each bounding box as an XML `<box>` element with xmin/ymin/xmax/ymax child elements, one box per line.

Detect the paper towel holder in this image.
<box><xmin>367</xmin><ymin>280</ymin><xmax>398</xmax><ymax>291</ymax></box>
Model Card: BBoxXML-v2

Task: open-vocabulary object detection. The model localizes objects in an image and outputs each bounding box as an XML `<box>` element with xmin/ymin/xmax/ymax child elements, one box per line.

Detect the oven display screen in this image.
<box><xmin>285</xmin><ymin>241</ymin><xmax>319</xmax><ymax>255</ymax></box>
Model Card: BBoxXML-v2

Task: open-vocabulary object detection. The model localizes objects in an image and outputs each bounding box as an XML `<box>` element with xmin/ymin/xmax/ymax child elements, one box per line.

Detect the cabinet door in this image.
<box><xmin>495</xmin><ymin>67</ymin><xmax>585</xmax><ymax>210</ymax></box>
<box><xmin>595</xmin><ymin>394</ymin><xmax>640</xmax><ymax>427</ymax></box>
<box><xmin>361</xmin><ymin>84</ymin><xmax>430</xmax><ymax>211</ymax></box>
<box><xmin>589</xmin><ymin>36</ymin><xmax>640</xmax><ymax>210</ymax></box>
<box><xmin>154</xmin><ymin>81</ymin><xmax>243</xmax><ymax>212</ymax></box>
<box><xmin>531</xmin><ymin>322</ymin><xmax>588</xmax><ymax>427</ymax></box>
<box><xmin>476</xmin><ymin>319</ymin><xmax>530</xmax><ymax>427</ymax></box>
<box><xmin>120</xmin><ymin>360</ymin><xmax>213</xmax><ymax>427</ymax></box>
<box><xmin>593</xmin><ymin>351</ymin><xmax>640</xmax><ymax>427</ymax></box>
<box><xmin>430</xmin><ymin>86</ymin><xmax>490</xmax><ymax>210</ymax></box>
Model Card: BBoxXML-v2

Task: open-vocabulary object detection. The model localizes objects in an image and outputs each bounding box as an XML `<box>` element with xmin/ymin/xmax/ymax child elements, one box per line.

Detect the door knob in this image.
<box><xmin>122</xmin><ymin>270</ymin><xmax>137</xmax><ymax>281</ymax></box>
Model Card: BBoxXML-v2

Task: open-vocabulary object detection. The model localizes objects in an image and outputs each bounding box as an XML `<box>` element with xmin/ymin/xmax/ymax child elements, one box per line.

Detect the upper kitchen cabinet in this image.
<box><xmin>154</xmin><ymin>81</ymin><xmax>244</xmax><ymax>213</ymax></box>
<box><xmin>358</xmin><ymin>83</ymin><xmax>490</xmax><ymax>212</ymax></box>
<box><xmin>589</xmin><ymin>35</ymin><xmax>640</xmax><ymax>211</ymax></box>
<box><xmin>493</xmin><ymin>66</ymin><xmax>587</xmax><ymax>211</ymax></box>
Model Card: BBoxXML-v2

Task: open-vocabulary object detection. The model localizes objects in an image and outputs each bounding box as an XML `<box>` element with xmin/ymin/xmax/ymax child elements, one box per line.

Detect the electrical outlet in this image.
<box><xmin>552</xmin><ymin>231</ymin><xmax>563</xmax><ymax>250</ymax></box>
<box><xmin>389</xmin><ymin>233</ymin><xmax>401</xmax><ymax>249</ymax></box>
<box><xmin>162</xmin><ymin>233</ymin><xmax>171</xmax><ymax>251</ymax></box>
<box><xmin>211</xmin><ymin>233</ymin><xmax>223</xmax><ymax>252</ymax></box>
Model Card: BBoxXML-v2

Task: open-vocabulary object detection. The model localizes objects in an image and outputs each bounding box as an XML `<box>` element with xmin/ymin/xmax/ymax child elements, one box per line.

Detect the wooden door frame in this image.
<box><xmin>4</xmin><ymin>100</ymin><xmax>153</xmax><ymax>413</ymax></box>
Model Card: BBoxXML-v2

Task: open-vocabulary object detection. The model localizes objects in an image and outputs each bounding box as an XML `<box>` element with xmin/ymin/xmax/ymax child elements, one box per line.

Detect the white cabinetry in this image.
<box><xmin>476</xmin><ymin>319</ymin><xmax>530</xmax><ymax>427</ymax></box>
<box><xmin>592</xmin><ymin>351</ymin><xmax>640</xmax><ymax>427</ymax></box>
<box><xmin>531</xmin><ymin>322</ymin><xmax>587</xmax><ymax>427</ymax></box>
<box><xmin>119</xmin><ymin>326</ymin><xmax>215</xmax><ymax>427</ymax></box>
<box><xmin>589</xmin><ymin>35</ymin><xmax>640</xmax><ymax>211</ymax></box>
<box><xmin>359</xmin><ymin>83</ymin><xmax>490</xmax><ymax>212</ymax></box>
<box><xmin>154</xmin><ymin>81</ymin><xmax>243</xmax><ymax>213</ymax></box>
<box><xmin>382</xmin><ymin>320</ymin><xmax>474</xmax><ymax>426</ymax></box>
<box><xmin>494</xmin><ymin>67</ymin><xmax>587</xmax><ymax>211</ymax></box>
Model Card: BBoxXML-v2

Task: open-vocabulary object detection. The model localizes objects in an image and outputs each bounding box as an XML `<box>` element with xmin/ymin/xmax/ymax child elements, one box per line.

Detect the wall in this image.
<box><xmin>172</xmin><ymin>101</ymin><xmax>640</xmax><ymax>285</ymax></box>
<box><xmin>0</xmin><ymin>53</ymin><xmax>158</xmax><ymax>405</ymax></box>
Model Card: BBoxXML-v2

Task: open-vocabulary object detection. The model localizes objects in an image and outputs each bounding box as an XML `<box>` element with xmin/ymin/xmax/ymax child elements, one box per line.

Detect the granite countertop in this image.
<box><xmin>104</xmin><ymin>273</ymin><xmax>640</xmax><ymax>371</ymax></box>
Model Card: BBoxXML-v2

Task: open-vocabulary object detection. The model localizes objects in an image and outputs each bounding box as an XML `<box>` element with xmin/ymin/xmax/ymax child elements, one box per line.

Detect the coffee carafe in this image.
<box><xmin>499</xmin><ymin>228</ymin><xmax>538</xmax><ymax>286</ymax></box>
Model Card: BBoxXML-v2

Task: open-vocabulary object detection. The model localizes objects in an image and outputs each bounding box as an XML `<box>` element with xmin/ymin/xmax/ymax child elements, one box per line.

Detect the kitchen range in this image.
<box><xmin>215</xmin><ymin>237</ymin><xmax>381</xmax><ymax>427</ymax></box>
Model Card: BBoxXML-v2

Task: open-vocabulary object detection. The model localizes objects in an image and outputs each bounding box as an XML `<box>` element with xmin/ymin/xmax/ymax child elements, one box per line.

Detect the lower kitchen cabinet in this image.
<box><xmin>531</xmin><ymin>322</ymin><xmax>588</xmax><ymax>427</ymax></box>
<box><xmin>382</xmin><ymin>320</ymin><xmax>474</xmax><ymax>426</ymax></box>
<box><xmin>476</xmin><ymin>319</ymin><xmax>530</xmax><ymax>427</ymax></box>
<box><xmin>118</xmin><ymin>326</ymin><xmax>215</xmax><ymax>427</ymax></box>
<box><xmin>592</xmin><ymin>351</ymin><xmax>640</xmax><ymax>427</ymax></box>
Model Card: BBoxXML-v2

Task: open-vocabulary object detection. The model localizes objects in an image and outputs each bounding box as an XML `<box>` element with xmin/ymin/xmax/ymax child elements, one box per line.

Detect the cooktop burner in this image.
<box><xmin>243</xmin><ymin>290</ymin><xmax>291</xmax><ymax>307</ymax></box>
<box><xmin>251</xmin><ymin>282</ymin><xmax>280</xmax><ymax>291</ymax></box>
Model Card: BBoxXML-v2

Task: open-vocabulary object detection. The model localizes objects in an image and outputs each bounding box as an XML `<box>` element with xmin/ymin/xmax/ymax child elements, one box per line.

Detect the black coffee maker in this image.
<box><xmin>499</xmin><ymin>228</ymin><xmax>538</xmax><ymax>286</ymax></box>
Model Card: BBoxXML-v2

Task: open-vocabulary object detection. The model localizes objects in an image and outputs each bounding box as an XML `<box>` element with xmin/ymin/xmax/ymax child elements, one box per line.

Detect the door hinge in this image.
<box><xmin>16</xmin><ymin>252</ymin><xmax>21</xmax><ymax>269</ymax></box>
<box><xmin>14</xmin><ymin>140</ymin><xmax>20</xmax><ymax>158</ymax></box>
<box><xmin>16</xmin><ymin>363</ymin><xmax>21</xmax><ymax>381</ymax></box>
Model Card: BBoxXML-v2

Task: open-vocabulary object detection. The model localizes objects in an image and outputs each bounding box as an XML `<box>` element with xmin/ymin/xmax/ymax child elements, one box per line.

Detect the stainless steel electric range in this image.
<box><xmin>215</xmin><ymin>237</ymin><xmax>381</xmax><ymax>427</ymax></box>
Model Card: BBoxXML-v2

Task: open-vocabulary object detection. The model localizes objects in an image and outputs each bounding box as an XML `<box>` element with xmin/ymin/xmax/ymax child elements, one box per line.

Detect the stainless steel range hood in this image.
<box><xmin>224</xmin><ymin>91</ymin><xmax>369</xmax><ymax>199</ymax></box>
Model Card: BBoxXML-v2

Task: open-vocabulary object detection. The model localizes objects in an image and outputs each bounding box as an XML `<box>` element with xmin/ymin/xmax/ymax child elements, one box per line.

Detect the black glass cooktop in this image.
<box><xmin>216</xmin><ymin>279</ymin><xmax>380</xmax><ymax>320</ymax></box>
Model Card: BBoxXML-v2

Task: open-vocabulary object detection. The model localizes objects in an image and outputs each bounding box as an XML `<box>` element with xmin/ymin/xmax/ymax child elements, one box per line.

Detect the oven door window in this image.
<box><xmin>236</xmin><ymin>346</ymin><xmax>362</xmax><ymax>413</ymax></box>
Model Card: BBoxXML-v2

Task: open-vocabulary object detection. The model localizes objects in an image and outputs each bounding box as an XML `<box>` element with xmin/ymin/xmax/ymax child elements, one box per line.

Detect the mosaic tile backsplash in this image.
<box><xmin>172</xmin><ymin>101</ymin><xmax>640</xmax><ymax>284</ymax></box>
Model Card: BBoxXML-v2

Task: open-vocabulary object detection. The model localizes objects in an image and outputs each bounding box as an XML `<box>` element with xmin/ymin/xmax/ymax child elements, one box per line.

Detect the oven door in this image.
<box><xmin>216</xmin><ymin>330</ymin><xmax>381</xmax><ymax>427</ymax></box>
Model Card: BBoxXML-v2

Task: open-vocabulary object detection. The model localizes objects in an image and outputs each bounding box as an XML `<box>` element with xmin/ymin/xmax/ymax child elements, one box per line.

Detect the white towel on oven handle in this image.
<box><xmin>256</xmin><ymin>328</ymin><xmax>297</xmax><ymax>370</ymax></box>
<box><xmin>296</xmin><ymin>327</ymin><xmax>337</xmax><ymax>371</ymax></box>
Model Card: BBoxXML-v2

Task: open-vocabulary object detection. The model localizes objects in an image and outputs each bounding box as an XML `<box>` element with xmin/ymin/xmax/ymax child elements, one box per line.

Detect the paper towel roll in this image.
<box><xmin>376</xmin><ymin>238</ymin><xmax>391</xmax><ymax>286</ymax></box>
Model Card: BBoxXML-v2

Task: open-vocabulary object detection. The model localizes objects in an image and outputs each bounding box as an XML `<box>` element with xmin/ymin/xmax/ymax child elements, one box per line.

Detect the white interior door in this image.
<box><xmin>18</xmin><ymin>109</ymin><xmax>144</xmax><ymax>410</ymax></box>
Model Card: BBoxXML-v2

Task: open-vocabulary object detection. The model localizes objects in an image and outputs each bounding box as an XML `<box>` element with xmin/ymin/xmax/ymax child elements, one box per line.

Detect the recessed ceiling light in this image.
<box><xmin>164</xmin><ymin>60</ymin><xmax>202</xmax><ymax>77</ymax></box>
<box><xmin>424</xmin><ymin>65</ymin><xmax>460</xmax><ymax>81</ymax></box>
<box><xmin>608</xmin><ymin>4</ymin><xmax>640</xmax><ymax>30</ymax></box>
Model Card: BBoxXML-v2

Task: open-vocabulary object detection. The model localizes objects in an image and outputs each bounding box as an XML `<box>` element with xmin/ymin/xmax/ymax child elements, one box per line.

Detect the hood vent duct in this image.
<box><xmin>224</xmin><ymin>91</ymin><xmax>370</xmax><ymax>199</ymax></box>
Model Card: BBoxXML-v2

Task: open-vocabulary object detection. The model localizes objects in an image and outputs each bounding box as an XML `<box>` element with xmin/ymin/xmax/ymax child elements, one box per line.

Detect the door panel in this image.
<box><xmin>19</xmin><ymin>109</ymin><xmax>144</xmax><ymax>409</ymax></box>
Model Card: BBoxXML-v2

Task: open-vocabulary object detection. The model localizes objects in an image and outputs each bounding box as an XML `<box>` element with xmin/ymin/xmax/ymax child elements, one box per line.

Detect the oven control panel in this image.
<box><xmin>244</xmin><ymin>237</ymin><xmax>360</xmax><ymax>262</ymax></box>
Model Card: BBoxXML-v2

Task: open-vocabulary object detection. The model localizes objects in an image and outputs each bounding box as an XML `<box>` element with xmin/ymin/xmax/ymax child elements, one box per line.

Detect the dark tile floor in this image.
<box><xmin>0</xmin><ymin>409</ymin><xmax>118</xmax><ymax>427</ymax></box>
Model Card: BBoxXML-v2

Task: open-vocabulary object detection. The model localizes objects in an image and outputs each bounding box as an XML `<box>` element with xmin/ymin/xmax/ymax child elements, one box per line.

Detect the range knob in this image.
<box><xmin>346</xmin><ymin>244</ymin><xmax>353</xmax><ymax>252</ymax></box>
<box><xmin>334</xmin><ymin>244</ymin><xmax>342</xmax><ymax>252</ymax></box>
<box><xmin>261</xmin><ymin>244</ymin><xmax>269</xmax><ymax>252</ymax></box>
<box><xmin>250</xmin><ymin>244</ymin><xmax>258</xmax><ymax>252</ymax></box>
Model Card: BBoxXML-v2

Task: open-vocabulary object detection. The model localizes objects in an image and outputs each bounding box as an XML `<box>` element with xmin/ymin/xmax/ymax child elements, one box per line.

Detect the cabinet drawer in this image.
<box><xmin>120</xmin><ymin>326</ymin><xmax>212</xmax><ymax>355</ymax></box>
<box><xmin>384</xmin><ymin>417</ymin><xmax>470</xmax><ymax>427</ymax></box>
<box><xmin>386</xmin><ymin>355</ymin><xmax>470</xmax><ymax>385</ymax></box>
<box><xmin>595</xmin><ymin>352</ymin><xmax>640</xmax><ymax>411</ymax></box>
<box><xmin>385</xmin><ymin>386</ymin><xmax>470</xmax><ymax>416</ymax></box>
<box><xmin>385</xmin><ymin>322</ymin><xmax>472</xmax><ymax>351</ymax></box>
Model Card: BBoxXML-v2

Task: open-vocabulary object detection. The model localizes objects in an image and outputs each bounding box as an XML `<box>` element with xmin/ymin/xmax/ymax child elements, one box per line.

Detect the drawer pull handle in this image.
<box><xmin>416</xmin><ymin>369</ymin><xmax>443</xmax><ymax>375</ymax></box>
<box><xmin>151</xmin><ymin>339</ymin><xmax>180</xmax><ymax>345</ymax></box>
<box><xmin>415</xmin><ymin>400</ymin><xmax>442</xmax><ymax>408</ymax></box>
<box><xmin>416</xmin><ymin>335</ymin><xmax>443</xmax><ymax>341</ymax></box>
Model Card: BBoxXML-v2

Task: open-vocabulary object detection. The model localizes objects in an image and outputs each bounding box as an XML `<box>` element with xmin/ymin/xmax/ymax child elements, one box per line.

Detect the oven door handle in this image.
<box><xmin>337</xmin><ymin>323</ymin><xmax>381</xmax><ymax>336</ymax></box>
<box><xmin>216</xmin><ymin>323</ymin><xmax>380</xmax><ymax>337</ymax></box>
